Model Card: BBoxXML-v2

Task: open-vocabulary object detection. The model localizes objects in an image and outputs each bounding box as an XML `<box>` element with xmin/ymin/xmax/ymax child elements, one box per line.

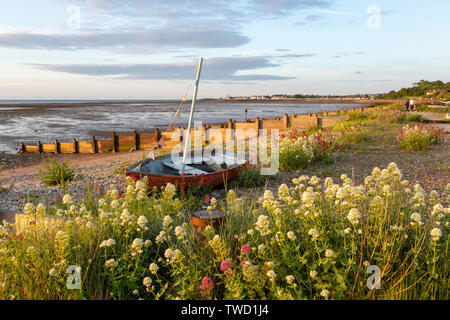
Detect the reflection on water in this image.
<box><xmin>0</xmin><ymin>102</ymin><xmax>362</xmax><ymax>153</ymax></box>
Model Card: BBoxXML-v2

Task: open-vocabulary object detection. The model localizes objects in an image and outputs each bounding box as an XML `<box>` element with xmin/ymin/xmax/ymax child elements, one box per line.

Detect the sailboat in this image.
<box><xmin>125</xmin><ymin>57</ymin><xmax>248</xmax><ymax>190</ymax></box>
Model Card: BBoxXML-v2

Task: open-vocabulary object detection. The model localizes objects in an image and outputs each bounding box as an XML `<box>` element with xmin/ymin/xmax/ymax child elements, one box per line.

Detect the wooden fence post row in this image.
<box><xmin>20</xmin><ymin>105</ymin><xmax>362</xmax><ymax>154</ymax></box>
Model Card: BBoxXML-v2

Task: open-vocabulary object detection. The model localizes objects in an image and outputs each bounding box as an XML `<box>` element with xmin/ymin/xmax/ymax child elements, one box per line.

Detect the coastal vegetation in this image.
<box><xmin>382</xmin><ymin>80</ymin><xmax>450</xmax><ymax>100</ymax></box>
<box><xmin>0</xmin><ymin>104</ymin><xmax>448</xmax><ymax>300</ymax></box>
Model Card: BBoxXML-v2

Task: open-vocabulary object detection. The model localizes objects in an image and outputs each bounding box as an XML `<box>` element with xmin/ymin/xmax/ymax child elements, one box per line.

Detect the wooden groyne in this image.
<box><xmin>19</xmin><ymin>107</ymin><xmax>366</xmax><ymax>155</ymax></box>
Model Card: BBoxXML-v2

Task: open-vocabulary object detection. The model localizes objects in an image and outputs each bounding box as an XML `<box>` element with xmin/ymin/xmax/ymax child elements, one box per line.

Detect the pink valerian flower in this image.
<box><xmin>241</xmin><ymin>244</ymin><xmax>250</xmax><ymax>256</ymax></box>
<box><xmin>220</xmin><ymin>261</ymin><xmax>233</xmax><ymax>272</ymax></box>
<box><xmin>241</xmin><ymin>260</ymin><xmax>247</xmax><ymax>268</ymax></box>
<box><xmin>55</xmin><ymin>193</ymin><xmax>63</xmax><ymax>202</ymax></box>
<box><xmin>28</xmin><ymin>221</ymin><xmax>36</xmax><ymax>226</ymax></box>
<box><xmin>200</xmin><ymin>277</ymin><xmax>214</xmax><ymax>296</ymax></box>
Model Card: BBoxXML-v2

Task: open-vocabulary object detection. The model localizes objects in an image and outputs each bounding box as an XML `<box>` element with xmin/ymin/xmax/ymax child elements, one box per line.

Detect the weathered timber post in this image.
<box><xmin>73</xmin><ymin>138</ymin><xmax>79</xmax><ymax>153</ymax></box>
<box><xmin>37</xmin><ymin>141</ymin><xmax>42</xmax><ymax>153</ymax></box>
<box><xmin>228</xmin><ymin>119</ymin><xmax>233</xmax><ymax>129</ymax></box>
<box><xmin>19</xmin><ymin>142</ymin><xmax>25</xmax><ymax>153</ymax></box>
<box><xmin>155</xmin><ymin>128</ymin><xmax>160</xmax><ymax>148</ymax></box>
<box><xmin>283</xmin><ymin>113</ymin><xmax>289</xmax><ymax>129</ymax></box>
<box><xmin>134</xmin><ymin>130</ymin><xmax>140</xmax><ymax>151</ymax></box>
<box><xmin>112</xmin><ymin>132</ymin><xmax>117</xmax><ymax>153</ymax></box>
<box><xmin>54</xmin><ymin>139</ymin><xmax>60</xmax><ymax>154</ymax></box>
<box><xmin>92</xmin><ymin>137</ymin><xmax>97</xmax><ymax>154</ymax></box>
<box><xmin>255</xmin><ymin>116</ymin><xmax>260</xmax><ymax>136</ymax></box>
<box><xmin>317</xmin><ymin>118</ymin><xmax>323</xmax><ymax>128</ymax></box>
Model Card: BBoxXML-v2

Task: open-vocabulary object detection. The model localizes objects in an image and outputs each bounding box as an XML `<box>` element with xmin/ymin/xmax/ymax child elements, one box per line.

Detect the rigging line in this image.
<box><xmin>144</xmin><ymin>61</ymin><xmax>199</xmax><ymax>159</ymax></box>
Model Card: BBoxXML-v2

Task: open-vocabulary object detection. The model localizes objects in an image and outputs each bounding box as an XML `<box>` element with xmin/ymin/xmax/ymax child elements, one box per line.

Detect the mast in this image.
<box><xmin>181</xmin><ymin>57</ymin><xmax>203</xmax><ymax>172</ymax></box>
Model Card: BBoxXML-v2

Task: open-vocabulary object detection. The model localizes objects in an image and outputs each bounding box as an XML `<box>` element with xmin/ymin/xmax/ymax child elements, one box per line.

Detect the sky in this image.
<box><xmin>0</xmin><ymin>0</ymin><xmax>449</xmax><ymax>100</ymax></box>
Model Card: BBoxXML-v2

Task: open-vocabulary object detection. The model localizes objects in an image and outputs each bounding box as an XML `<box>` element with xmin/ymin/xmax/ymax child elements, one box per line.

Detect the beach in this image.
<box><xmin>0</xmin><ymin>100</ymin><xmax>365</xmax><ymax>154</ymax></box>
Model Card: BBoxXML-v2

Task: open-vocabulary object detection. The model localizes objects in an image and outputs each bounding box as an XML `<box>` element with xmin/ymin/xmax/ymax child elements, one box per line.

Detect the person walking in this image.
<box><xmin>410</xmin><ymin>99</ymin><xmax>415</xmax><ymax>111</ymax></box>
<box><xmin>405</xmin><ymin>99</ymin><xmax>410</xmax><ymax>112</ymax></box>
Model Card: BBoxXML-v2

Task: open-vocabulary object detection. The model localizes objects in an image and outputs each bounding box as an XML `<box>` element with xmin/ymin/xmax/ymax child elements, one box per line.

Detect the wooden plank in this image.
<box><xmin>60</xmin><ymin>142</ymin><xmax>75</xmax><ymax>154</ymax></box>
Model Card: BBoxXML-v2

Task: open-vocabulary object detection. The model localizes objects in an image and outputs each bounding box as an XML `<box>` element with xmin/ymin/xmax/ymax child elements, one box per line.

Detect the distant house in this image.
<box><xmin>426</xmin><ymin>90</ymin><xmax>437</xmax><ymax>95</ymax></box>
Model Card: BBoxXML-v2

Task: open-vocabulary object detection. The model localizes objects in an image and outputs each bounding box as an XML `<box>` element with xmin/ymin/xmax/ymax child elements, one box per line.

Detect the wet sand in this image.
<box><xmin>0</xmin><ymin>99</ymin><xmax>369</xmax><ymax>154</ymax></box>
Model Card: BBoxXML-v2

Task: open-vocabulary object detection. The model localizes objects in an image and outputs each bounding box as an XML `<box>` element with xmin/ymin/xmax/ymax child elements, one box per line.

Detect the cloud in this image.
<box><xmin>305</xmin><ymin>14</ymin><xmax>322</xmax><ymax>21</ymax></box>
<box><xmin>0</xmin><ymin>28</ymin><xmax>249</xmax><ymax>51</ymax></box>
<box><xmin>279</xmin><ymin>53</ymin><xmax>317</xmax><ymax>58</ymax></box>
<box><xmin>332</xmin><ymin>52</ymin><xmax>366</xmax><ymax>59</ymax></box>
<box><xmin>27</xmin><ymin>56</ymin><xmax>296</xmax><ymax>81</ymax></box>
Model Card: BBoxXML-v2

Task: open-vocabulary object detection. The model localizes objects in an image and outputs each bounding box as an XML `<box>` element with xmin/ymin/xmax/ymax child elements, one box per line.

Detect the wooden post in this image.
<box><xmin>37</xmin><ymin>141</ymin><xmax>42</xmax><ymax>153</ymax></box>
<box><xmin>54</xmin><ymin>139</ymin><xmax>60</xmax><ymax>154</ymax></box>
<box><xmin>92</xmin><ymin>137</ymin><xmax>97</xmax><ymax>154</ymax></box>
<box><xmin>73</xmin><ymin>138</ymin><xmax>78</xmax><ymax>154</ymax></box>
<box><xmin>228</xmin><ymin>119</ymin><xmax>233</xmax><ymax>129</ymax></box>
<box><xmin>255</xmin><ymin>116</ymin><xmax>260</xmax><ymax>136</ymax></box>
<box><xmin>134</xmin><ymin>130</ymin><xmax>139</xmax><ymax>151</ymax></box>
<box><xmin>112</xmin><ymin>132</ymin><xmax>117</xmax><ymax>153</ymax></box>
<box><xmin>317</xmin><ymin>118</ymin><xmax>323</xmax><ymax>128</ymax></box>
<box><xmin>19</xmin><ymin>142</ymin><xmax>25</xmax><ymax>153</ymax></box>
<box><xmin>283</xmin><ymin>113</ymin><xmax>289</xmax><ymax>129</ymax></box>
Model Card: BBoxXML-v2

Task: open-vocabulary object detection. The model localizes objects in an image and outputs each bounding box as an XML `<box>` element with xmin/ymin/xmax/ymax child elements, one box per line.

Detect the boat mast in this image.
<box><xmin>181</xmin><ymin>57</ymin><xmax>203</xmax><ymax>172</ymax></box>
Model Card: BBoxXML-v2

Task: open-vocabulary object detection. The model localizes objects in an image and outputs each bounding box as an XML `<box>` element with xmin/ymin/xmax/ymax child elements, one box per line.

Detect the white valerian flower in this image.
<box><xmin>149</xmin><ymin>263</ymin><xmax>159</xmax><ymax>275</ymax></box>
<box><xmin>255</xmin><ymin>215</ymin><xmax>271</xmax><ymax>236</ymax></box>
<box><xmin>410</xmin><ymin>212</ymin><xmax>423</xmax><ymax>226</ymax></box>
<box><xmin>62</xmin><ymin>194</ymin><xmax>72</xmax><ymax>205</ymax></box>
<box><xmin>137</xmin><ymin>215</ymin><xmax>148</xmax><ymax>229</ymax></box>
<box><xmin>132</xmin><ymin>289</ymin><xmax>139</xmax><ymax>296</ymax></box>
<box><xmin>36</xmin><ymin>203</ymin><xmax>46</xmax><ymax>216</ymax></box>
<box><xmin>105</xmin><ymin>258</ymin><xmax>118</xmax><ymax>269</ymax></box>
<box><xmin>310</xmin><ymin>270</ymin><xmax>318</xmax><ymax>278</ymax></box>
<box><xmin>286</xmin><ymin>275</ymin><xmax>295</xmax><ymax>284</ymax></box>
<box><xmin>110</xmin><ymin>200</ymin><xmax>119</xmax><ymax>209</ymax></box>
<box><xmin>266</xmin><ymin>270</ymin><xmax>277</xmax><ymax>282</ymax></box>
<box><xmin>287</xmin><ymin>231</ymin><xmax>296</xmax><ymax>241</ymax></box>
<box><xmin>49</xmin><ymin>268</ymin><xmax>57</xmax><ymax>277</ymax></box>
<box><xmin>263</xmin><ymin>190</ymin><xmax>274</xmax><ymax>201</ymax></box>
<box><xmin>174</xmin><ymin>226</ymin><xmax>187</xmax><ymax>240</ymax></box>
<box><xmin>320</xmin><ymin>289</ymin><xmax>330</xmax><ymax>299</ymax></box>
<box><xmin>347</xmin><ymin>208</ymin><xmax>361</xmax><ymax>225</ymax></box>
<box><xmin>162</xmin><ymin>215</ymin><xmax>173</xmax><ymax>228</ymax></box>
<box><xmin>325</xmin><ymin>249</ymin><xmax>334</xmax><ymax>258</ymax></box>
<box><xmin>344</xmin><ymin>227</ymin><xmax>351</xmax><ymax>234</ymax></box>
<box><xmin>155</xmin><ymin>231</ymin><xmax>167</xmax><ymax>244</ymax></box>
<box><xmin>131</xmin><ymin>238</ymin><xmax>144</xmax><ymax>256</ymax></box>
<box><xmin>430</xmin><ymin>228</ymin><xmax>442</xmax><ymax>241</ymax></box>
<box><xmin>308</xmin><ymin>228</ymin><xmax>320</xmax><ymax>241</ymax></box>
<box><xmin>100</xmin><ymin>238</ymin><xmax>116</xmax><ymax>248</ymax></box>
<box><xmin>144</xmin><ymin>240</ymin><xmax>152</xmax><ymax>247</ymax></box>
<box><xmin>143</xmin><ymin>277</ymin><xmax>152</xmax><ymax>287</ymax></box>
<box><xmin>24</xmin><ymin>203</ymin><xmax>35</xmax><ymax>215</ymax></box>
<box><xmin>163</xmin><ymin>183</ymin><xmax>176</xmax><ymax>199</ymax></box>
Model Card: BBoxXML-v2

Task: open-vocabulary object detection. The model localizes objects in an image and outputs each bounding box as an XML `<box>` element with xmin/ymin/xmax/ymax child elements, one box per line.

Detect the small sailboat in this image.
<box><xmin>126</xmin><ymin>58</ymin><xmax>248</xmax><ymax>190</ymax></box>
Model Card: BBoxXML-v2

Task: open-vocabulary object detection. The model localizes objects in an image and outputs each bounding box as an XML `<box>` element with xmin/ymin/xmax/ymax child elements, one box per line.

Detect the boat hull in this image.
<box><xmin>125</xmin><ymin>153</ymin><xmax>248</xmax><ymax>190</ymax></box>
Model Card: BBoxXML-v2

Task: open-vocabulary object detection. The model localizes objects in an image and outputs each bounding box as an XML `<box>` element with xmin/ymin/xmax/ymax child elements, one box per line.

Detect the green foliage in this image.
<box><xmin>396</xmin><ymin>113</ymin><xmax>426</xmax><ymax>123</ymax></box>
<box><xmin>238</xmin><ymin>165</ymin><xmax>266</xmax><ymax>188</ymax></box>
<box><xmin>397</xmin><ymin>124</ymin><xmax>440</xmax><ymax>151</ymax></box>
<box><xmin>383</xmin><ymin>80</ymin><xmax>450</xmax><ymax>99</ymax></box>
<box><xmin>38</xmin><ymin>157</ymin><xmax>76</xmax><ymax>187</ymax></box>
<box><xmin>1</xmin><ymin>164</ymin><xmax>448</xmax><ymax>300</ymax></box>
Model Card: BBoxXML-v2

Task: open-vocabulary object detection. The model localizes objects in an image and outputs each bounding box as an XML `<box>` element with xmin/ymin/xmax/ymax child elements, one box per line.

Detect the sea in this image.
<box><xmin>0</xmin><ymin>100</ymin><xmax>362</xmax><ymax>154</ymax></box>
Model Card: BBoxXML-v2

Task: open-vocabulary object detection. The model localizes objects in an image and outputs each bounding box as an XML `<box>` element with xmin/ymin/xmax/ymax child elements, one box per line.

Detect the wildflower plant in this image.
<box><xmin>0</xmin><ymin>163</ymin><xmax>448</xmax><ymax>300</ymax></box>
